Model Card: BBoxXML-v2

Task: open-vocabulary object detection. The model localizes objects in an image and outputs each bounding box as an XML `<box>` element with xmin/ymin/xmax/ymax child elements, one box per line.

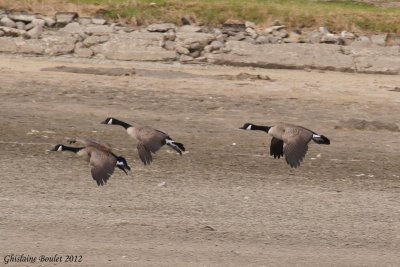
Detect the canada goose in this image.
<box><xmin>50</xmin><ymin>137</ymin><xmax>131</xmax><ymax>186</ymax></box>
<box><xmin>239</xmin><ymin>123</ymin><xmax>330</xmax><ymax>168</ymax></box>
<box><xmin>101</xmin><ymin>117</ymin><xmax>185</xmax><ymax>165</ymax></box>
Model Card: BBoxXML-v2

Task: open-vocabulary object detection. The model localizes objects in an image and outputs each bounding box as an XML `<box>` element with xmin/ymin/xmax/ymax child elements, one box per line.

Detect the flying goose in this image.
<box><xmin>101</xmin><ymin>117</ymin><xmax>185</xmax><ymax>165</ymax></box>
<box><xmin>240</xmin><ymin>123</ymin><xmax>330</xmax><ymax>168</ymax></box>
<box><xmin>51</xmin><ymin>137</ymin><xmax>131</xmax><ymax>186</ymax></box>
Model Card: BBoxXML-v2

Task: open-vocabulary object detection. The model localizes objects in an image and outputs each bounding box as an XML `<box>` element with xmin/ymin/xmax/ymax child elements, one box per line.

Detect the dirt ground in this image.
<box><xmin>0</xmin><ymin>54</ymin><xmax>399</xmax><ymax>266</ymax></box>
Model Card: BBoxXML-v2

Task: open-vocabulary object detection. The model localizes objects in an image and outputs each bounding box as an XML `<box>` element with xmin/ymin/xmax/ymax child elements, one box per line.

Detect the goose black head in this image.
<box><xmin>50</xmin><ymin>144</ymin><xmax>65</xmax><ymax>151</ymax></box>
<box><xmin>239</xmin><ymin>123</ymin><xmax>254</xmax><ymax>130</ymax></box>
<box><xmin>116</xmin><ymin>156</ymin><xmax>131</xmax><ymax>175</ymax></box>
<box><xmin>101</xmin><ymin>117</ymin><xmax>115</xmax><ymax>125</ymax></box>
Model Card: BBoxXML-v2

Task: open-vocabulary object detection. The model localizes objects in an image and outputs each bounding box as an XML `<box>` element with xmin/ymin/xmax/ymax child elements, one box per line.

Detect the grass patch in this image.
<box><xmin>1</xmin><ymin>0</ymin><xmax>399</xmax><ymax>33</ymax></box>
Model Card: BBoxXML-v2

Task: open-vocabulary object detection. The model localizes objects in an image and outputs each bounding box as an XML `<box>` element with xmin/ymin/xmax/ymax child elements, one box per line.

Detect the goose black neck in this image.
<box><xmin>252</xmin><ymin>125</ymin><xmax>270</xmax><ymax>132</ymax></box>
<box><xmin>63</xmin><ymin>146</ymin><xmax>85</xmax><ymax>153</ymax></box>
<box><xmin>113</xmin><ymin>119</ymin><xmax>132</xmax><ymax>129</ymax></box>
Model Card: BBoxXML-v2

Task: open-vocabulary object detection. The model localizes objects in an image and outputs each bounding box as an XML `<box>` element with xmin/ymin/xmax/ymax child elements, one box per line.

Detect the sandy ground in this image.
<box><xmin>0</xmin><ymin>54</ymin><xmax>399</xmax><ymax>266</ymax></box>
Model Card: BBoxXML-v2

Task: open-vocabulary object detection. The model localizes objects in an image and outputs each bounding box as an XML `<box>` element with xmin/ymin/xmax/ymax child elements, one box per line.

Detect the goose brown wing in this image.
<box><xmin>282</xmin><ymin>127</ymin><xmax>313</xmax><ymax>168</ymax></box>
<box><xmin>137</xmin><ymin>143</ymin><xmax>153</xmax><ymax>165</ymax></box>
<box><xmin>270</xmin><ymin>137</ymin><xmax>284</xmax><ymax>159</ymax></box>
<box><xmin>136</xmin><ymin>127</ymin><xmax>168</xmax><ymax>153</ymax></box>
<box><xmin>88</xmin><ymin>148</ymin><xmax>117</xmax><ymax>186</ymax></box>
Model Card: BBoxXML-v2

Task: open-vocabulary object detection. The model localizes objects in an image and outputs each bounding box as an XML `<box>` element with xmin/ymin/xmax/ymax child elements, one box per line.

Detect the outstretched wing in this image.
<box><xmin>136</xmin><ymin>127</ymin><xmax>168</xmax><ymax>153</ymax></box>
<box><xmin>89</xmin><ymin>149</ymin><xmax>117</xmax><ymax>186</ymax></box>
<box><xmin>67</xmin><ymin>137</ymin><xmax>112</xmax><ymax>151</ymax></box>
<box><xmin>137</xmin><ymin>143</ymin><xmax>153</xmax><ymax>165</ymax></box>
<box><xmin>282</xmin><ymin>127</ymin><xmax>313</xmax><ymax>168</ymax></box>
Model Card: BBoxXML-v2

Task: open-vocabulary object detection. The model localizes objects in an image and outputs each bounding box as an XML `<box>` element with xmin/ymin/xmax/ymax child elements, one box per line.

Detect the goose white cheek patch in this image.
<box><xmin>108</xmin><ymin>119</ymin><xmax>113</xmax><ymax>125</ymax></box>
<box><xmin>313</xmin><ymin>134</ymin><xmax>321</xmax><ymax>138</ymax></box>
<box><xmin>57</xmin><ymin>146</ymin><xmax>63</xmax><ymax>151</ymax></box>
<box><xmin>246</xmin><ymin>125</ymin><xmax>252</xmax><ymax>130</ymax></box>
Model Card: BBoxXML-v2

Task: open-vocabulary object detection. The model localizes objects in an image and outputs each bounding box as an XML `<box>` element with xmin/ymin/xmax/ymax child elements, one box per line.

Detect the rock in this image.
<box><xmin>267</xmin><ymin>36</ymin><xmax>282</xmax><ymax>44</ymax></box>
<box><xmin>91</xmin><ymin>17</ymin><xmax>106</xmax><ymax>25</ymax></box>
<box><xmin>272</xmin><ymin>25</ymin><xmax>286</xmax><ymax>31</ymax></box>
<box><xmin>74</xmin><ymin>45</ymin><xmax>93</xmax><ymax>58</ymax></box>
<box><xmin>163</xmin><ymin>30</ymin><xmax>176</xmax><ymax>41</ymax></box>
<box><xmin>215</xmin><ymin>34</ymin><xmax>226</xmax><ymax>43</ymax></box>
<box><xmin>256</xmin><ymin>35</ymin><xmax>270</xmax><ymax>44</ymax></box>
<box><xmin>43</xmin><ymin>34</ymin><xmax>78</xmax><ymax>55</ymax></box>
<box><xmin>25</xmin><ymin>19</ymin><xmax>45</xmax><ymax>31</ymax></box>
<box><xmin>1</xmin><ymin>16</ymin><xmax>16</xmax><ymax>28</ymax></box>
<box><xmin>229</xmin><ymin>32</ymin><xmax>246</xmax><ymax>41</ymax></box>
<box><xmin>210</xmin><ymin>40</ymin><xmax>224</xmax><ymax>51</ymax></box>
<box><xmin>0</xmin><ymin>30</ymin><xmax>4</xmax><ymax>37</ymax></box>
<box><xmin>190</xmin><ymin>50</ymin><xmax>201</xmax><ymax>58</ymax></box>
<box><xmin>0</xmin><ymin>26</ymin><xmax>26</xmax><ymax>37</ymax></box>
<box><xmin>78</xmin><ymin>17</ymin><xmax>92</xmax><ymax>25</ymax></box>
<box><xmin>284</xmin><ymin>32</ymin><xmax>302</xmax><ymax>43</ymax></box>
<box><xmin>207</xmin><ymin>41</ymin><xmax>355</xmax><ymax>72</ymax></box>
<box><xmin>351</xmin><ymin>36</ymin><xmax>371</xmax><ymax>47</ymax></box>
<box><xmin>341</xmin><ymin>31</ymin><xmax>355</xmax><ymax>40</ymax></box>
<box><xmin>163</xmin><ymin>40</ymin><xmax>175</xmax><ymax>50</ymax></box>
<box><xmin>245</xmin><ymin>21</ymin><xmax>256</xmax><ymax>29</ymax></box>
<box><xmin>181</xmin><ymin>16</ymin><xmax>193</xmax><ymax>25</ymax></box>
<box><xmin>350</xmin><ymin>46</ymin><xmax>400</xmax><ymax>74</ymax></box>
<box><xmin>245</xmin><ymin>27</ymin><xmax>258</xmax><ymax>38</ymax></box>
<box><xmin>305</xmin><ymin>31</ymin><xmax>323</xmax><ymax>44</ymax></box>
<box><xmin>26</xmin><ymin>25</ymin><xmax>42</xmax><ymax>39</ymax></box>
<box><xmin>222</xmin><ymin>20</ymin><xmax>246</xmax><ymax>33</ymax></box>
<box><xmin>175</xmin><ymin>44</ymin><xmax>190</xmax><ymax>55</ymax></box>
<box><xmin>273</xmin><ymin>29</ymin><xmax>288</xmax><ymax>38</ymax></box>
<box><xmin>9</xmin><ymin>13</ymin><xmax>36</xmax><ymax>22</ymax></box>
<box><xmin>83</xmin><ymin>35</ymin><xmax>109</xmax><ymax>46</ymax></box>
<box><xmin>179</xmin><ymin>54</ymin><xmax>194</xmax><ymax>62</ymax></box>
<box><xmin>60</xmin><ymin>22</ymin><xmax>84</xmax><ymax>34</ymax></box>
<box><xmin>0</xmin><ymin>37</ymin><xmax>16</xmax><ymax>52</ymax></box>
<box><xmin>370</xmin><ymin>34</ymin><xmax>387</xmax><ymax>46</ymax></box>
<box><xmin>85</xmin><ymin>24</ymin><xmax>114</xmax><ymax>35</ymax></box>
<box><xmin>272</xmin><ymin>20</ymin><xmax>281</xmax><ymax>26</ymax></box>
<box><xmin>264</xmin><ymin>27</ymin><xmax>274</xmax><ymax>34</ymax></box>
<box><xmin>55</xmin><ymin>12</ymin><xmax>78</xmax><ymax>27</ymax></box>
<box><xmin>178</xmin><ymin>25</ymin><xmax>202</xmax><ymax>33</ymax></box>
<box><xmin>176</xmin><ymin>32</ymin><xmax>215</xmax><ymax>51</ymax></box>
<box><xmin>386</xmin><ymin>34</ymin><xmax>400</xmax><ymax>46</ymax></box>
<box><xmin>91</xmin><ymin>32</ymin><xmax>176</xmax><ymax>61</ymax></box>
<box><xmin>43</xmin><ymin>17</ymin><xmax>56</xmax><ymax>27</ymax></box>
<box><xmin>15</xmin><ymin>21</ymin><xmax>25</xmax><ymax>30</ymax></box>
<box><xmin>146</xmin><ymin>23</ymin><xmax>176</xmax><ymax>32</ymax></box>
<box><xmin>321</xmin><ymin>33</ymin><xmax>339</xmax><ymax>44</ymax></box>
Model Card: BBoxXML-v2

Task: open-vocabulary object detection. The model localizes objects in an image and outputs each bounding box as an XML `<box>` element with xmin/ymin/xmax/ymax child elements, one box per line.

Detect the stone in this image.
<box><xmin>306</xmin><ymin>31</ymin><xmax>323</xmax><ymax>44</ymax></box>
<box><xmin>229</xmin><ymin>32</ymin><xmax>246</xmax><ymax>41</ymax></box>
<box><xmin>83</xmin><ymin>35</ymin><xmax>109</xmax><ymax>46</ymax></box>
<box><xmin>351</xmin><ymin>36</ymin><xmax>371</xmax><ymax>47</ymax></box>
<box><xmin>273</xmin><ymin>29</ymin><xmax>288</xmax><ymax>38</ymax></box>
<box><xmin>60</xmin><ymin>22</ymin><xmax>84</xmax><ymax>34</ymax></box>
<box><xmin>0</xmin><ymin>30</ymin><xmax>4</xmax><ymax>37</ymax></box>
<box><xmin>210</xmin><ymin>40</ymin><xmax>224</xmax><ymax>51</ymax></box>
<box><xmin>256</xmin><ymin>36</ymin><xmax>270</xmax><ymax>44</ymax></box>
<box><xmin>85</xmin><ymin>25</ymin><xmax>114</xmax><ymax>35</ymax></box>
<box><xmin>43</xmin><ymin>17</ymin><xmax>56</xmax><ymax>27</ymax></box>
<box><xmin>16</xmin><ymin>21</ymin><xmax>25</xmax><ymax>30</ymax></box>
<box><xmin>320</xmin><ymin>33</ymin><xmax>339</xmax><ymax>44</ymax></box>
<box><xmin>386</xmin><ymin>34</ymin><xmax>400</xmax><ymax>46</ymax></box>
<box><xmin>74</xmin><ymin>46</ymin><xmax>93</xmax><ymax>58</ymax></box>
<box><xmin>1</xmin><ymin>16</ymin><xmax>16</xmax><ymax>28</ymax></box>
<box><xmin>222</xmin><ymin>20</ymin><xmax>246</xmax><ymax>33</ymax></box>
<box><xmin>163</xmin><ymin>40</ymin><xmax>175</xmax><ymax>51</ymax></box>
<box><xmin>272</xmin><ymin>25</ymin><xmax>286</xmax><ymax>31</ymax></box>
<box><xmin>0</xmin><ymin>37</ymin><xmax>16</xmax><ymax>52</ymax></box>
<box><xmin>31</xmin><ymin>18</ymin><xmax>45</xmax><ymax>27</ymax></box>
<box><xmin>245</xmin><ymin>27</ymin><xmax>258</xmax><ymax>38</ymax></box>
<box><xmin>146</xmin><ymin>23</ymin><xmax>176</xmax><ymax>32</ymax></box>
<box><xmin>91</xmin><ymin>18</ymin><xmax>106</xmax><ymax>25</ymax></box>
<box><xmin>207</xmin><ymin>41</ymin><xmax>355</xmax><ymax>72</ymax></box>
<box><xmin>163</xmin><ymin>30</ymin><xmax>176</xmax><ymax>41</ymax></box>
<box><xmin>78</xmin><ymin>17</ymin><xmax>92</xmax><ymax>25</ymax></box>
<box><xmin>179</xmin><ymin>25</ymin><xmax>202</xmax><ymax>33</ymax></box>
<box><xmin>189</xmin><ymin>50</ymin><xmax>201</xmax><ymax>58</ymax></box>
<box><xmin>264</xmin><ymin>27</ymin><xmax>274</xmax><ymax>34</ymax></box>
<box><xmin>179</xmin><ymin>54</ymin><xmax>193</xmax><ymax>62</ymax></box>
<box><xmin>26</xmin><ymin>25</ymin><xmax>42</xmax><ymax>39</ymax></box>
<box><xmin>91</xmin><ymin>32</ymin><xmax>176</xmax><ymax>61</ymax></box>
<box><xmin>175</xmin><ymin>44</ymin><xmax>190</xmax><ymax>55</ymax></box>
<box><xmin>319</xmin><ymin>26</ymin><xmax>330</xmax><ymax>34</ymax></box>
<box><xmin>176</xmin><ymin>32</ymin><xmax>215</xmax><ymax>51</ymax></box>
<box><xmin>341</xmin><ymin>31</ymin><xmax>355</xmax><ymax>39</ymax></box>
<box><xmin>42</xmin><ymin>34</ymin><xmax>78</xmax><ymax>55</ymax></box>
<box><xmin>181</xmin><ymin>16</ymin><xmax>193</xmax><ymax>25</ymax></box>
<box><xmin>284</xmin><ymin>32</ymin><xmax>302</xmax><ymax>43</ymax></box>
<box><xmin>245</xmin><ymin>21</ymin><xmax>256</xmax><ymax>29</ymax></box>
<box><xmin>55</xmin><ymin>12</ymin><xmax>78</xmax><ymax>26</ymax></box>
<box><xmin>9</xmin><ymin>13</ymin><xmax>36</xmax><ymax>22</ymax></box>
<box><xmin>0</xmin><ymin>26</ymin><xmax>26</xmax><ymax>37</ymax></box>
<box><xmin>370</xmin><ymin>34</ymin><xmax>387</xmax><ymax>46</ymax></box>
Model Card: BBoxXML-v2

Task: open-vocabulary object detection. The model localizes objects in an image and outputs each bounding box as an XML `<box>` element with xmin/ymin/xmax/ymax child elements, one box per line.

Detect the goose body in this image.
<box><xmin>51</xmin><ymin>137</ymin><xmax>131</xmax><ymax>186</ymax></box>
<box><xmin>101</xmin><ymin>117</ymin><xmax>185</xmax><ymax>165</ymax></box>
<box><xmin>240</xmin><ymin>123</ymin><xmax>330</xmax><ymax>168</ymax></box>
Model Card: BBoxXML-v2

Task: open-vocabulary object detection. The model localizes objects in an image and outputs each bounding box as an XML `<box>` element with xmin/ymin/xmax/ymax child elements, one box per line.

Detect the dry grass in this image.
<box><xmin>0</xmin><ymin>0</ymin><xmax>399</xmax><ymax>33</ymax></box>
